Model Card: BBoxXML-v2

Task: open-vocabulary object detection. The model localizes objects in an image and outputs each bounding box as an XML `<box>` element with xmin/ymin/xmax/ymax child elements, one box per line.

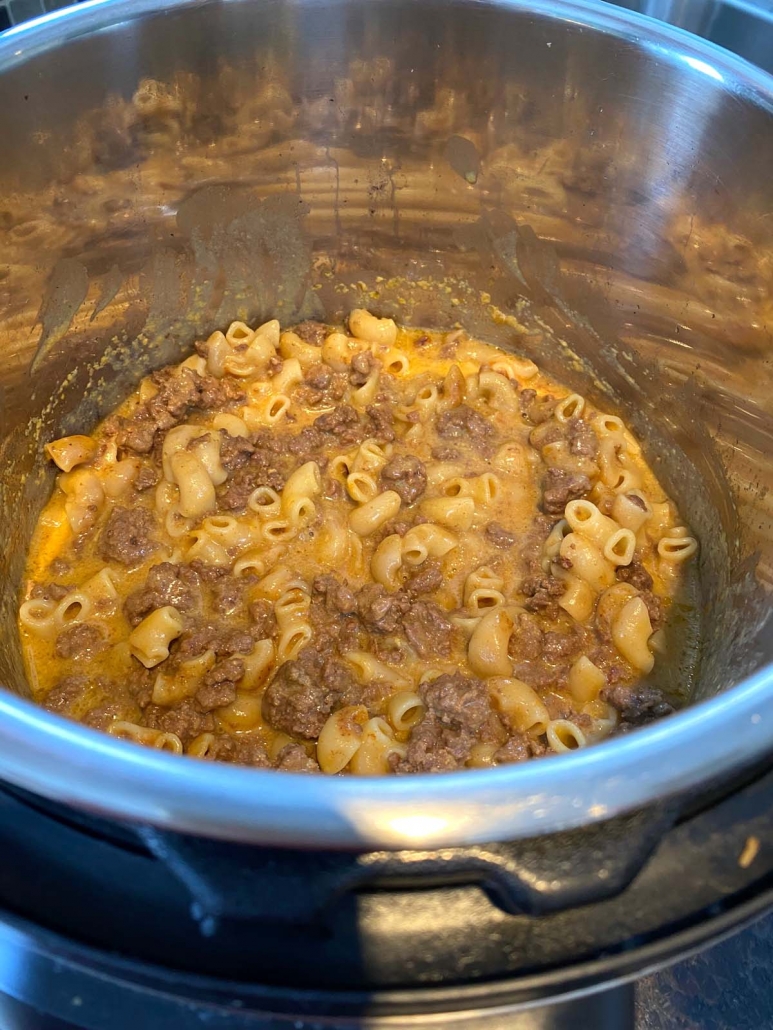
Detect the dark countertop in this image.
<box><xmin>637</xmin><ymin>911</ymin><xmax>773</xmax><ymax>1029</ymax></box>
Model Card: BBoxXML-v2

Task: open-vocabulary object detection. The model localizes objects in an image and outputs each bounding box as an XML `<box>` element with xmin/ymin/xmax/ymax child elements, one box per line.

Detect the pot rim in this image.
<box><xmin>1</xmin><ymin>0</ymin><xmax>772</xmax><ymax>848</ymax></box>
<box><xmin>0</xmin><ymin>664</ymin><xmax>770</xmax><ymax>847</ymax></box>
<box><xmin>3</xmin><ymin>0</ymin><xmax>773</xmax><ymax>105</ymax></box>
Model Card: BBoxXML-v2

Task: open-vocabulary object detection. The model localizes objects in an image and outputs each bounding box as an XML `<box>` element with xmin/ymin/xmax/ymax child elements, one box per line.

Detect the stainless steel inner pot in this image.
<box><xmin>0</xmin><ymin>0</ymin><xmax>771</xmax><ymax>849</ymax></box>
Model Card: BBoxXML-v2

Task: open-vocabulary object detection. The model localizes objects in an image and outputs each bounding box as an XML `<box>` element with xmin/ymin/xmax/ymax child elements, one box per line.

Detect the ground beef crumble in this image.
<box><xmin>124</xmin><ymin>563</ymin><xmax>200</xmax><ymax>626</ymax></box>
<box><xmin>396</xmin><ymin>673</ymin><xmax>494</xmax><ymax>773</ymax></box>
<box><xmin>380</xmin><ymin>455</ymin><xmax>427</xmax><ymax>504</ymax></box>
<box><xmin>541</xmin><ymin>468</ymin><xmax>591</xmax><ymax>514</ymax></box>
<box><xmin>262</xmin><ymin>650</ymin><xmax>350</xmax><ymax>739</ymax></box>
<box><xmin>55</xmin><ymin>623</ymin><xmax>107</xmax><ymax>661</ymax></box>
<box><xmin>99</xmin><ymin>507</ymin><xmax>158</xmax><ymax>566</ymax></box>
<box><xmin>436</xmin><ymin>404</ymin><xmax>494</xmax><ymax>451</ymax></box>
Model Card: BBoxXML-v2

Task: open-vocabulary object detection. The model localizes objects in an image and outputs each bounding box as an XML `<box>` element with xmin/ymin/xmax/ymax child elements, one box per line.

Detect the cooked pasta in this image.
<box><xmin>20</xmin><ymin>315</ymin><xmax>698</xmax><ymax>774</ymax></box>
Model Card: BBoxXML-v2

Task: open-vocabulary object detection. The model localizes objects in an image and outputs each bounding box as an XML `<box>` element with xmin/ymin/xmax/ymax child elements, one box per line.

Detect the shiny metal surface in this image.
<box><xmin>620</xmin><ymin>0</ymin><xmax>773</xmax><ymax>73</ymax></box>
<box><xmin>0</xmin><ymin>0</ymin><xmax>772</xmax><ymax>848</ymax></box>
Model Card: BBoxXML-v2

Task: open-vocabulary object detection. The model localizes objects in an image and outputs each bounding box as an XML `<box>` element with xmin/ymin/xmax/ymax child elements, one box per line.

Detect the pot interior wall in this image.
<box><xmin>0</xmin><ymin>0</ymin><xmax>771</xmax><ymax>710</ymax></box>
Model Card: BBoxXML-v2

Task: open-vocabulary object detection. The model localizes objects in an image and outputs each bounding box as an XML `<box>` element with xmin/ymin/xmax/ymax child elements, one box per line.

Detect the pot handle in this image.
<box><xmin>138</xmin><ymin>802</ymin><xmax>677</xmax><ymax>927</ymax></box>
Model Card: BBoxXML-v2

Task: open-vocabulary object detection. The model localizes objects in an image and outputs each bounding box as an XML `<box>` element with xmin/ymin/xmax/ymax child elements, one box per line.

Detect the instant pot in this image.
<box><xmin>0</xmin><ymin>0</ymin><xmax>772</xmax><ymax>1026</ymax></box>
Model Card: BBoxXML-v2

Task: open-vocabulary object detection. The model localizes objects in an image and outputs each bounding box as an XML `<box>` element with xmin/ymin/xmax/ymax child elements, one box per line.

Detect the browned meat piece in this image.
<box><xmin>274</xmin><ymin>742</ymin><xmax>320</xmax><ymax>772</ymax></box>
<box><xmin>431</xmin><ymin>444</ymin><xmax>460</xmax><ymax>461</ymax></box>
<box><xmin>603</xmin><ymin>684</ymin><xmax>674</xmax><ymax>725</ymax></box>
<box><xmin>314</xmin><ymin>404</ymin><xmax>365</xmax><ymax>446</ymax></box>
<box><xmin>150</xmin><ymin>700</ymin><xmax>215</xmax><ymax>745</ymax></box>
<box><xmin>197</xmin><ymin>375</ymin><xmax>245</xmax><ymax>410</ymax></box>
<box><xmin>30</xmin><ymin>582</ymin><xmax>70</xmax><ymax>602</ymax></box>
<box><xmin>188</xmin><ymin>560</ymin><xmax>227</xmax><ymax>583</ymax></box>
<box><xmin>196</xmin><ymin>682</ymin><xmax>238</xmax><ymax>712</ymax></box>
<box><xmin>349</xmin><ymin>351</ymin><xmax>377</xmax><ymax>386</ymax></box>
<box><xmin>494</xmin><ymin>735</ymin><xmax>531</xmax><ymax>764</ymax></box>
<box><xmin>405</xmin><ymin>560</ymin><xmax>443</xmax><ymax>597</ymax></box>
<box><xmin>195</xmin><ymin>656</ymin><xmax>245</xmax><ymax>711</ymax></box>
<box><xmin>305</xmin><ymin>363</ymin><xmax>332</xmax><ymax>389</ymax></box>
<box><xmin>403</xmin><ymin>600</ymin><xmax>453</xmax><ymax>659</ymax></box>
<box><xmin>99</xmin><ymin>507</ymin><xmax>158</xmax><ymax>566</ymax></box>
<box><xmin>372</xmin><ymin>635</ymin><xmax>412</xmax><ymax>665</ymax></box>
<box><xmin>512</xmin><ymin>660</ymin><xmax>562</xmax><ymax>692</ymax></box>
<box><xmin>219</xmin><ymin>432</ymin><xmax>254</xmax><ymax>471</ymax></box>
<box><xmin>300</xmin><ymin>364</ymin><xmax>347</xmax><ymax>406</ymax></box>
<box><xmin>54</xmin><ymin>623</ymin><xmax>107</xmax><ymax>660</ymax></box>
<box><xmin>357</xmin><ymin>584</ymin><xmax>410</xmax><ymax>634</ymax></box>
<box><xmin>249</xmin><ymin>599</ymin><xmax>278</xmax><ymax>639</ymax></box>
<box><xmin>522</xmin><ymin>573</ymin><xmax>564</xmax><ymax>613</ymax></box>
<box><xmin>436</xmin><ymin>404</ymin><xmax>494</xmax><ymax>450</ymax></box>
<box><xmin>520</xmin><ymin>390</ymin><xmax>556</xmax><ymax>424</ymax></box>
<box><xmin>499</xmin><ymin>733</ymin><xmax>548</xmax><ymax>760</ymax></box>
<box><xmin>49</xmin><ymin>558</ymin><xmax>71</xmax><ymax>577</ymax></box>
<box><xmin>520</xmin><ymin>513</ymin><xmax>556</xmax><ymax>567</ymax></box>
<box><xmin>567</xmin><ymin>418</ymin><xmax>599</xmax><ymax>458</ymax></box>
<box><xmin>422</xmin><ymin>673</ymin><xmax>491</xmax><ymax>733</ymax></box>
<box><xmin>508</xmin><ymin>612</ymin><xmax>544</xmax><ymax>660</ymax></box>
<box><xmin>127</xmin><ymin>665</ymin><xmax>154</xmax><ymax>708</ymax></box>
<box><xmin>309</xmin><ymin>602</ymin><xmax>362</xmax><ymax>658</ymax></box>
<box><xmin>118</xmin><ymin>366</ymin><xmax>244</xmax><ymax>455</ymax></box>
<box><xmin>397</xmin><ymin>673</ymin><xmax>492</xmax><ymax>773</ymax></box>
<box><xmin>439</xmin><ymin>330</ymin><xmax>464</xmax><ymax>358</ymax></box>
<box><xmin>365</xmin><ymin>404</ymin><xmax>396</xmax><ymax>443</ymax></box>
<box><xmin>641</xmin><ymin>590</ymin><xmax>665</xmax><ymax>631</ymax></box>
<box><xmin>529</xmin><ymin>421</ymin><xmax>564</xmax><ymax>448</ymax></box>
<box><xmin>218</xmin><ymin>464</ymin><xmax>265</xmax><ymax>511</ymax></box>
<box><xmin>205</xmin><ymin>656</ymin><xmax>245</xmax><ymax>685</ymax></box>
<box><xmin>385</xmin><ymin>519</ymin><xmax>414</xmax><ymax>538</ymax></box>
<box><xmin>211</xmin><ymin>576</ymin><xmax>245</xmax><ymax>616</ymax></box>
<box><xmin>82</xmin><ymin>701</ymin><xmax>131</xmax><ymax>731</ymax></box>
<box><xmin>285</xmin><ymin>426</ymin><xmax>326</xmax><ymax>462</ymax></box>
<box><xmin>322</xmin><ymin>477</ymin><xmax>344</xmax><ymax>501</ymax></box>
<box><xmin>485</xmin><ymin>521</ymin><xmax>517</xmax><ymax>549</ymax></box>
<box><xmin>149</xmin><ymin>366</ymin><xmax>201</xmax><ymax>419</ymax></box>
<box><xmin>617</xmin><ymin>560</ymin><xmax>654</xmax><ymax>592</ymax></box>
<box><xmin>44</xmin><ymin>675</ymin><xmax>89</xmax><ymax>714</ymax></box>
<box><xmin>124</xmin><ymin>563</ymin><xmax>200</xmax><ymax>626</ymax></box>
<box><xmin>319</xmin><ymin>654</ymin><xmax>359</xmax><ymax>699</ymax></box>
<box><xmin>218</xmin><ymin>449</ymin><xmax>287</xmax><ymax>510</ymax></box>
<box><xmin>541</xmin><ymin>468</ymin><xmax>591</xmax><ymax>514</ymax></box>
<box><xmin>396</xmin><ymin>726</ymin><xmax>458</xmax><ymax>773</ymax></box>
<box><xmin>262</xmin><ymin>653</ymin><xmax>344</xmax><ymax>739</ymax></box>
<box><xmin>177</xmin><ymin>622</ymin><xmax>254</xmax><ymax>658</ymax></box>
<box><xmin>380</xmin><ymin>455</ymin><xmax>427</xmax><ymax>504</ymax></box>
<box><xmin>133</xmin><ymin>465</ymin><xmax>159</xmax><ymax>492</ymax></box>
<box><xmin>195</xmin><ymin>732</ymin><xmax>271</xmax><ymax>767</ymax></box>
<box><xmin>292</xmin><ymin>320</ymin><xmax>327</xmax><ymax>346</ymax></box>
<box><xmin>119</xmin><ymin>420</ymin><xmax>156</xmax><ymax>454</ymax></box>
<box><xmin>313</xmin><ymin>574</ymin><xmax>358</xmax><ymax>614</ymax></box>
<box><xmin>225</xmin><ymin>737</ymin><xmax>271</xmax><ymax>766</ymax></box>
<box><xmin>545</xmin><ymin>697</ymin><xmax>593</xmax><ymax>726</ymax></box>
<box><xmin>542</xmin><ymin>627</ymin><xmax>584</xmax><ymax>663</ymax></box>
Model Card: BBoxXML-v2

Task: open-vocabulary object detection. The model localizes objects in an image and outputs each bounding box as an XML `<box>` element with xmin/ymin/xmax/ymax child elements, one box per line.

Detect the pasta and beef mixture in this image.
<box><xmin>19</xmin><ymin>311</ymin><xmax>698</xmax><ymax>774</ymax></box>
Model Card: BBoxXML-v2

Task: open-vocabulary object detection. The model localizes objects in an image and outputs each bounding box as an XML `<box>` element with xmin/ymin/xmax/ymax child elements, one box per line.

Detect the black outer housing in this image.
<box><xmin>0</xmin><ymin>758</ymin><xmax>770</xmax><ymax>1028</ymax></box>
